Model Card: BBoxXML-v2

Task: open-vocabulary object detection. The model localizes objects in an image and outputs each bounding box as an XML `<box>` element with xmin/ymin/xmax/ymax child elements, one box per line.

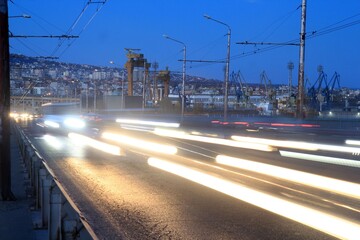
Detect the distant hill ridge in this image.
<box><xmin>9</xmin><ymin>54</ymin><xmax>224</xmax><ymax>87</ymax></box>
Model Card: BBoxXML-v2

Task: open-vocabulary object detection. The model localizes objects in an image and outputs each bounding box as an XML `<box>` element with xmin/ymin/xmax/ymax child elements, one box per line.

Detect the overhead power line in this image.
<box><xmin>58</xmin><ymin>0</ymin><xmax>107</xmax><ymax>58</ymax></box>
<box><xmin>233</xmin><ymin>12</ymin><xmax>360</xmax><ymax>60</ymax></box>
<box><xmin>307</xmin><ymin>18</ymin><xmax>360</xmax><ymax>39</ymax></box>
<box><xmin>51</xmin><ymin>0</ymin><xmax>108</xmax><ymax>58</ymax></box>
<box><xmin>236</xmin><ymin>41</ymin><xmax>300</xmax><ymax>46</ymax></box>
<box><xmin>10</xmin><ymin>35</ymin><xmax>79</xmax><ymax>39</ymax></box>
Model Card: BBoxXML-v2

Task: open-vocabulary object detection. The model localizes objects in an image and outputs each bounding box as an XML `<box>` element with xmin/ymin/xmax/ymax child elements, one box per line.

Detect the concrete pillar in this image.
<box><xmin>49</xmin><ymin>185</ymin><xmax>62</xmax><ymax>240</ymax></box>
<box><xmin>41</xmin><ymin>177</ymin><xmax>52</xmax><ymax>227</ymax></box>
<box><xmin>37</xmin><ymin>168</ymin><xmax>47</xmax><ymax>210</ymax></box>
<box><xmin>30</xmin><ymin>153</ymin><xmax>39</xmax><ymax>188</ymax></box>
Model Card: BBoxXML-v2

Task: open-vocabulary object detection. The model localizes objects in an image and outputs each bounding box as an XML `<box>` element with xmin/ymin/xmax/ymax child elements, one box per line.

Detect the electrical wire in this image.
<box><xmin>249</xmin><ymin>4</ymin><xmax>301</xmax><ymax>42</ymax></box>
<box><xmin>50</xmin><ymin>1</ymin><xmax>93</xmax><ymax>57</ymax></box>
<box><xmin>307</xmin><ymin>18</ymin><xmax>360</xmax><ymax>39</ymax></box>
<box><xmin>187</xmin><ymin>5</ymin><xmax>301</xmax><ymax>71</ymax></box>
<box><xmin>58</xmin><ymin>1</ymin><xmax>107</xmax><ymax>58</ymax></box>
<box><xmin>233</xmin><ymin>12</ymin><xmax>360</xmax><ymax>60</ymax></box>
<box><xmin>309</xmin><ymin>12</ymin><xmax>360</xmax><ymax>34</ymax></box>
<box><xmin>12</xmin><ymin>38</ymin><xmax>43</xmax><ymax>56</ymax></box>
<box><xmin>161</xmin><ymin>9</ymin><xmax>360</xmax><ymax>75</ymax></box>
<box><xmin>9</xmin><ymin>1</ymin><xmax>66</xmax><ymax>34</ymax></box>
<box><xmin>188</xmin><ymin>34</ymin><xmax>226</xmax><ymax>59</ymax></box>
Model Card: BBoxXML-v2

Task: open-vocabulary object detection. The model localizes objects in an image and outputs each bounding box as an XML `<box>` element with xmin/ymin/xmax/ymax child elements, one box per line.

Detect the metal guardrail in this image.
<box><xmin>13</xmin><ymin>123</ymin><xmax>98</xmax><ymax>240</ymax></box>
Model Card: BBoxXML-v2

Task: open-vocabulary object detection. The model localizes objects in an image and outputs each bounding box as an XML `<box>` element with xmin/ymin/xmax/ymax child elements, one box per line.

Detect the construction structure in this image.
<box><xmin>123</xmin><ymin>49</ymin><xmax>172</xmax><ymax>107</ymax></box>
<box><xmin>156</xmin><ymin>67</ymin><xmax>170</xmax><ymax>100</ymax></box>
<box><xmin>124</xmin><ymin>48</ymin><xmax>150</xmax><ymax>96</ymax></box>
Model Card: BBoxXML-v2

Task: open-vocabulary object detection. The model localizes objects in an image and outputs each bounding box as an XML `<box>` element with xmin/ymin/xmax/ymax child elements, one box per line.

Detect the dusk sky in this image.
<box><xmin>8</xmin><ymin>0</ymin><xmax>360</xmax><ymax>88</ymax></box>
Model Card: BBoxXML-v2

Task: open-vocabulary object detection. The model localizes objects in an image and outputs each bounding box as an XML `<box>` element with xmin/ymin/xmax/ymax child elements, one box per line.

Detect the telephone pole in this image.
<box><xmin>152</xmin><ymin>61</ymin><xmax>158</xmax><ymax>104</ymax></box>
<box><xmin>297</xmin><ymin>0</ymin><xmax>307</xmax><ymax>118</ymax></box>
<box><xmin>0</xmin><ymin>0</ymin><xmax>15</xmax><ymax>200</ymax></box>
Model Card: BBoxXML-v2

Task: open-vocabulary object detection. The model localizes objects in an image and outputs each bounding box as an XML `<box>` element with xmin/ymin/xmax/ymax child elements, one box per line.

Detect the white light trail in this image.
<box><xmin>190</xmin><ymin>131</ymin><xmax>219</xmax><ymax>138</ymax></box>
<box><xmin>231</xmin><ymin>135</ymin><xmax>318</xmax><ymax>151</ymax></box>
<box><xmin>215</xmin><ymin>155</ymin><xmax>360</xmax><ymax>199</ymax></box>
<box><xmin>68</xmin><ymin>133</ymin><xmax>121</xmax><ymax>156</ymax></box>
<box><xmin>154</xmin><ymin>128</ymin><xmax>274</xmax><ymax>152</ymax></box>
<box><xmin>232</xmin><ymin>135</ymin><xmax>360</xmax><ymax>154</ymax></box>
<box><xmin>102</xmin><ymin>132</ymin><xmax>177</xmax><ymax>155</ymax></box>
<box><xmin>44</xmin><ymin>120</ymin><xmax>60</xmax><ymax>128</ymax></box>
<box><xmin>279</xmin><ymin>150</ymin><xmax>360</xmax><ymax>169</ymax></box>
<box><xmin>116</xmin><ymin>118</ymin><xmax>180</xmax><ymax>128</ymax></box>
<box><xmin>346</xmin><ymin>140</ymin><xmax>360</xmax><ymax>146</ymax></box>
<box><xmin>148</xmin><ymin>157</ymin><xmax>360</xmax><ymax>240</ymax></box>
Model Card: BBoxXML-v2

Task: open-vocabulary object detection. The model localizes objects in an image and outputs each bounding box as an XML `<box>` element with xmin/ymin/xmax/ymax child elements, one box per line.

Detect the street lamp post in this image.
<box><xmin>86</xmin><ymin>84</ymin><xmax>89</xmax><ymax>112</ymax></box>
<box><xmin>121</xmin><ymin>71</ymin><xmax>125</xmax><ymax>109</ymax></box>
<box><xmin>93</xmin><ymin>69</ymin><xmax>98</xmax><ymax>113</ymax></box>
<box><xmin>142</xmin><ymin>61</ymin><xmax>146</xmax><ymax>109</ymax></box>
<box><xmin>163</xmin><ymin>34</ymin><xmax>186</xmax><ymax>121</ymax></box>
<box><xmin>204</xmin><ymin>14</ymin><xmax>231</xmax><ymax>121</ymax></box>
<box><xmin>9</xmin><ymin>14</ymin><xmax>31</xmax><ymax>19</ymax></box>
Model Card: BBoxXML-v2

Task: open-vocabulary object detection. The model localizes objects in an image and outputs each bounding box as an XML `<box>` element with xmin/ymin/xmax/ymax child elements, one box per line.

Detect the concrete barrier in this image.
<box><xmin>13</xmin><ymin>123</ymin><xmax>97</xmax><ymax>240</ymax></box>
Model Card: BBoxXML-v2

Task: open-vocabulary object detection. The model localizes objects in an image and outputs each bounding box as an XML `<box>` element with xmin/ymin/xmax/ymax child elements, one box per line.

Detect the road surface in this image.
<box><xmin>15</xmin><ymin>116</ymin><xmax>360</xmax><ymax>239</ymax></box>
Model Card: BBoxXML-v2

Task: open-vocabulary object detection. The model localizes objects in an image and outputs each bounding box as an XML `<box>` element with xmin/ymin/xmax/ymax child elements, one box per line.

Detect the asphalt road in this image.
<box><xmin>16</xmin><ymin>117</ymin><xmax>360</xmax><ymax>239</ymax></box>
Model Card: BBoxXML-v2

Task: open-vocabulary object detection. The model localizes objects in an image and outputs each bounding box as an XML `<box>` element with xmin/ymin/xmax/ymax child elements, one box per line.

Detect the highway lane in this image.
<box><xmin>16</xmin><ymin>118</ymin><xmax>360</xmax><ymax>239</ymax></box>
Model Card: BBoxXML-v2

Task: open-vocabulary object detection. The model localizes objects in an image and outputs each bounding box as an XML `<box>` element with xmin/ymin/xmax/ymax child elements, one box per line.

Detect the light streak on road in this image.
<box><xmin>232</xmin><ymin>135</ymin><xmax>360</xmax><ymax>154</ymax></box>
<box><xmin>215</xmin><ymin>155</ymin><xmax>360</xmax><ymax>199</ymax></box>
<box><xmin>68</xmin><ymin>133</ymin><xmax>122</xmax><ymax>156</ymax></box>
<box><xmin>43</xmin><ymin>134</ymin><xmax>63</xmax><ymax>149</ymax></box>
<box><xmin>116</xmin><ymin>118</ymin><xmax>180</xmax><ymax>128</ymax></box>
<box><xmin>346</xmin><ymin>139</ymin><xmax>360</xmax><ymax>146</ymax></box>
<box><xmin>279</xmin><ymin>150</ymin><xmax>360</xmax><ymax>168</ymax></box>
<box><xmin>154</xmin><ymin>128</ymin><xmax>275</xmax><ymax>152</ymax></box>
<box><xmin>44</xmin><ymin>120</ymin><xmax>60</xmax><ymax>128</ymax></box>
<box><xmin>119</xmin><ymin>124</ymin><xmax>154</xmax><ymax>132</ymax></box>
<box><xmin>231</xmin><ymin>136</ymin><xmax>318</xmax><ymax>151</ymax></box>
<box><xmin>148</xmin><ymin>157</ymin><xmax>360</xmax><ymax>240</ymax></box>
<box><xmin>190</xmin><ymin>131</ymin><xmax>219</xmax><ymax>138</ymax></box>
<box><xmin>102</xmin><ymin>132</ymin><xmax>177</xmax><ymax>155</ymax></box>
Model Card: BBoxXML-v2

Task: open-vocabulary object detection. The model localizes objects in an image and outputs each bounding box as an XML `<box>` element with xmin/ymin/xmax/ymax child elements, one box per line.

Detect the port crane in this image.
<box><xmin>230</xmin><ymin>70</ymin><xmax>251</xmax><ymax>107</ymax></box>
<box><xmin>307</xmin><ymin>67</ymin><xmax>341</xmax><ymax>111</ymax></box>
<box><xmin>259</xmin><ymin>70</ymin><xmax>275</xmax><ymax>102</ymax></box>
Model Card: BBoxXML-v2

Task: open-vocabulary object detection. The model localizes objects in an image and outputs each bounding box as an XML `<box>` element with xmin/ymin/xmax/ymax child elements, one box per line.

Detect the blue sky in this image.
<box><xmin>8</xmin><ymin>0</ymin><xmax>360</xmax><ymax>88</ymax></box>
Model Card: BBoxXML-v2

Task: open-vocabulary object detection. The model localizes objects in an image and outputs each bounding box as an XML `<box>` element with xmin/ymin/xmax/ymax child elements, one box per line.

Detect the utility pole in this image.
<box><xmin>297</xmin><ymin>0</ymin><xmax>307</xmax><ymax>118</ymax></box>
<box><xmin>152</xmin><ymin>61</ymin><xmax>158</xmax><ymax>105</ymax></box>
<box><xmin>93</xmin><ymin>69</ymin><xmax>97</xmax><ymax>113</ymax></box>
<box><xmin>288</xmin><ymin>61</ymin><xmax>294</xmax><ymax>99</ymax></box>
<box><xmin>224</xmin><ymin>26</ymin><xmax>231</xmax><ymax>121</ymax></box>
<box><xmin>142</xmin><ymin>61</ymin><xmax>146</xmax><ymax>109</ymax></box>
<box><xmin>0</xmin><ymin>0</ymin><xmax>15</xmax><ymax>200</ymax></box>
